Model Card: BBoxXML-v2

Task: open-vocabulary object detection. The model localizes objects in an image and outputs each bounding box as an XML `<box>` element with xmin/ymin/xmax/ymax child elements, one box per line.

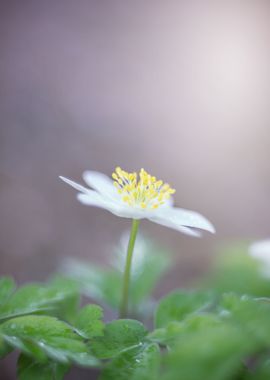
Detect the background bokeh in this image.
<box><xmin>1</xmin><ymin>1</ymin><xmax>270</xmax><ymax>377</ymax></box>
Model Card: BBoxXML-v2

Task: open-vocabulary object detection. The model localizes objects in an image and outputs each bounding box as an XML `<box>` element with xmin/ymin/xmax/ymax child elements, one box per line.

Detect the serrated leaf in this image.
<box><xmin>0</xmin><ymin>277</ymin><xmax>16</xmax><ymax>306</ymax></box>
<box><xmin>220</xmin><ymin>293</ymin><xmax>270</xmax><ymax>348</ymax></box>
<box><xmin>75</xmin><ymin>304</ymin><xmax>104</xmax><ymax>339</ymax></box>
<box><xmin>149</xmin><ymin>314</ymin><xmax>221</xmax><ymax>346</ymax></box>
<box><xmin>163</xmin><ymin>324</ymin><xmax>254</xmax><ymax>380</ymax></box>
<box><xmin>155</xmin><ymin>290</ymin><xmax>215</xmax><ymax>328</ymax></box>
<box><xmin>100</xmin><ymin>343</ymin><xmax>160</xmax><ymax>380</ymax></box>
<box><xmin>91</xmin><ymin>319</ymin><xmax>147</xmax><ymax>359</ymax></box>
<box><xmin>0</xmin><ymin>315</ymin><xmax>99</xmax><ymax>367</ymax></box>
<box><xmin>48</xmin><ymin>276</ymin><xmax>80</xmax><ymax>323</ymax></box>
<box><xmin>0</xmin><ymin>282</ymin><xmax>79</xmax><ymax>321</ymax></box>
<box><xmin>17</xmin><ymin>353</ymin><xmax>69</xmax><ymax>380</ymax></box>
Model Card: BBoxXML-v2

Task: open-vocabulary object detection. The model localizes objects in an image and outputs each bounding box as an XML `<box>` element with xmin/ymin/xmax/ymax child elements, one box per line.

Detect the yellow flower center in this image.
<box><xmin>112</xmin><ymin>167</ymin><xmax>175</xmax><ymax>209</ymax></box>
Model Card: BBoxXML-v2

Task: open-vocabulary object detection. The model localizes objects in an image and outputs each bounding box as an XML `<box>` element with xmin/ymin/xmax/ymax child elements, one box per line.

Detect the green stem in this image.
<box><xmin>119</xmin><ymin>219</ymin><xmax>140</xmax><ymax>318</ymax></box>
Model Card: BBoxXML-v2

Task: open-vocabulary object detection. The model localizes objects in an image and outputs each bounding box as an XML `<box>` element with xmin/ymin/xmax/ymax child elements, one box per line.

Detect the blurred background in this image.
<box><xmin>1</xmin><ymin>0</ymin><xmax>270</xmax><ymax>286</ymax></box>
<box><xmin>0</xmin><ymin>0</ymin><xmax>270</xmax><ymax>376</ymax></box>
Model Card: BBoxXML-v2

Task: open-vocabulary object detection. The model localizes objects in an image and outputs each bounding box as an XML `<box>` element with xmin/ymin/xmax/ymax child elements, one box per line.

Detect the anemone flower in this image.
<box><xmin>60</xmin><ymin>167</ymin><xmax>215</xmax><ymax>317</ymax></box>
<box><xmin>250</xmin><ymin>239</ymin><xmax>270</xmax><ymax>277</ymax></box>
<box><xmin>60</xmin><ymin>167</ymin><xmax>214</xmax><ymax>237</ymax></box>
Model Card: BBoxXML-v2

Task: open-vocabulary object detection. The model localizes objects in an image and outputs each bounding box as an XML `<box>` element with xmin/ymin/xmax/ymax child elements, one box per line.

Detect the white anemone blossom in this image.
<box><xmin>249</xmin><ymin>239</ymin><xmax>270</xmax><ymax>277</ymax></box>
<box><xmin>60</xmin><ymin>167</ymin><xmax>215</xmax><ymax>237</ymax></box>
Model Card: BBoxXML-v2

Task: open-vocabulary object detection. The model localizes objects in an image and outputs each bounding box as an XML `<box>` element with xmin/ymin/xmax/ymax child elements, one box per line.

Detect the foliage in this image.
<box><xmin>61</xmin><ymin>234</ymin><xmax>171</xmax><ymax>317</ymax></box>
<box><xmin>91</xmin><ymin>319</ymin><xmax>147</xmax><ymax>359</ymax></box>
<box><xmin>2</xmin><ymin>239</ymin><xmax>270</xmax><ymax>380</ymax></box>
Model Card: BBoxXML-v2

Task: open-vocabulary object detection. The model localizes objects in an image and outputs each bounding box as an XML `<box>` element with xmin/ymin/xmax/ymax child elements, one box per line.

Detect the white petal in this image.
<box><xmin>148</xmin><ymin>206</ymin><xmax>215</xmax><ymax>235</ymax></box>
<box><xmin>249</xmin><ymin>239</ymin><xmax>270</xmax><ymax>278</ymax></box>
<box><xmin>250</xmin><ymin>239</ymin><xmax>270</xmax><ymax>264</ymax></box>
<box><xmin>78</xmin><ymin>193</ymin><xmax>156</xmax><ymax>219</ymax></box>
<box><xmin>149</xmin><ymin>216</ymin><xmax>202</xmax><ymax>236</ymax></box>
<box><xmin>59</xmin><ymin>176</ymin><xmax>92</xmax><ymax>194</ymax></box>
<box><xmin>60</xmin><ymin>174</ymin><xmax>151</xmax><ymax>219</ymax></box>
<box><xmin>77</xmin><ymin>193</ymin><xmax>140</xmax><ymax>218</ymax></box>
<box><xmin>82</xmin><ymin>171</ymin><xmax>118</xmax><ymax>201</ymax></box>
<box><xmin>78</xmin><ymin>189</ymin><xmax>177</xmax><ymax>221</ymax></box>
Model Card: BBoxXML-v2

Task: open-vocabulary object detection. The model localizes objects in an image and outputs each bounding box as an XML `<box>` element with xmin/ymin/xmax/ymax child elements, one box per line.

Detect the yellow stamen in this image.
<box><xmin>112</xmin><ymin>167</ymin><xmax>175</xmax><ymax>210</ymax></box>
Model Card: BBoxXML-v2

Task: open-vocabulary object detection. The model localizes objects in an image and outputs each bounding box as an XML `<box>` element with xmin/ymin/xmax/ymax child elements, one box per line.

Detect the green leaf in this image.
<box><xmin>0</xmin><ymin>277</ymin><xmax>16</xmax><ymax>306</ymax></box>
<box><xmin>62</xmin><ymin>235</ymin><xmax>171</xmax><ymax>315</ymax></box>
<box><xmin>17</xmin><ymin>354</ymin><xmax>69</xmax><ymax>380</ymax></box>
<box><xmin>63</xmin><ymin>260</ymin><xmax>122</xmax><ymax>309</ymax></box>
<box><xmin>0</xmin><ymin>315</ymin><xmax>99</xmax><ymax>367</ymax></box>
<box><xmin>100</xmin><ymin>343</ymin><xmax>160</xmax><ymax>380</ymax></box>
<box><xmin>75</xmin><ymin>304</ymin><xmax>104</xmax><ymax>339</ymax></box>
<box><xmin>220</xmin><ymin>293</ymin><xmax>270</xmax><ymax>348</ymax></box>
<box><xmin>91</xmin><ymin>319</ymin><xmax>147</xmax><ymax>359</ymax></box>
<box><xmin>149</xmin><ymin>314</ymin><xmax>221</xmax><ymax>346</ymax></box>
<box><xmin>0</xmin><ymin>333</ymin><xmax>12</xmax><ymax>358</ymax></box>
<box><xmin>48</xmin><ymin>276</ymin><xmax>80</xmax><ymax>323</ymax></box>
<box><xmin>0</xmin><ymin>282</ymin><xmax>79</xmax><ymax>321</ymax></box>
<box><xmin>155</xmin><ymin>290</ymin><xmax>215</xmax><ymax>328</ymax></box>
<box><xmin>203</xmin><ymin>244</ymin><xmax>270</xmax><ymax>297</ymax></box>
<box><xmin>163</xmin><ymin>324</ymin><xmax>254</xmax><ymax>380</ymax></box>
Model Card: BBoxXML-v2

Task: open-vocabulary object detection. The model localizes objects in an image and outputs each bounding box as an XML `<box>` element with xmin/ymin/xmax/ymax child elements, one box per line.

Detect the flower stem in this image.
<box><xmin>119</xmin><ymin>219</ymin><xmax>140</xmax><ymax>318</ymax></box>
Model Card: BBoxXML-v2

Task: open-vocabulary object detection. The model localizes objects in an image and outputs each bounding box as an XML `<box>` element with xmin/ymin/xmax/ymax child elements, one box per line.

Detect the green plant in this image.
<box><xmin>2</xmin><ymin>241</ymin><xmax>270</xmax><ymax>379</ymax></box>
<box><xmin>2</xmin><ymin>168</ymin><xmax>270</xmax><ymax>379</ymax></box>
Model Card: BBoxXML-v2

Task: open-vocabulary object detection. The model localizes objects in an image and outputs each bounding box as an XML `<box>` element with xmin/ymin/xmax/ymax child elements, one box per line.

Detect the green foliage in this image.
<box><xmin>100</xmin><ymin>343</ymin><xmax>160</xmax><ymax>380</ymax></box>
<box><xmin>91</xmin><ymin>319</ymin><xmax>147</xmax><ymax>359</ymax></box>
<box><xmin>0</xmin><ymin>276</ymin><xmax>100</xmax><ymax>378</ymax></box>
<box><xmin>0</xmin><ymin>275</ymin><xmax>83</xmax><ymax>367</ymax></box>
<box><xmin>0</xmin><ymin>333</ymin><xmax>12</xmax><ymax>358</ymax></box>
<box><xmin>62</xmin><ymin>235</ymin><xmax>171</xmax><ymax>316</ymax></box>
<box><xmin>0</xmin><ymin>277</ymin><xmax>16</xmax><ymax>306</ymax></box>
<box><xmin>2</xmin><ymin>239</ymin><xmax>270</xmax><ymax>380</ymax></box>
<box><xmin>0</xmin><ymin>315</ymin><xmax>99</xmax><ymax>366</ymax></box>
<box><xmin>162</xmin><ymin>323</ymin><xmax>253</xmax><ymax>380</ymax></box>
<box><xmin>155</xmin><ymin>289</ymin><xmax>215</xmax><ymax>328</ymax></box>
<box><xmin>149</xmin><ymin>313</ymin><xmax>221</xmax><ymax>346</ymax></box>
<box><xmin>219</xmin><ymin>293</ymin><xmax>270</xmax><ymax>348</ymax></box>
<box><xmin>17</xmin><ymin>354</ymin><xmax>69</xmax><ymax>380</ymax></box>
<box><xmin>62</xmin><ymin>262</ymin><xmax>122</xmax><ymax>309</ymax></box>
<box><xmin>0</xmin><ymin>279</ymin><xmax>79</xmax><ymax>322</ymax></box>
<box><xmin>203</xmin><ymin>243</ymin><xmax>270</xmax><ymax>297</ymax></box>
<box><xmin>47</xmin><ymin>276</ymin><xmax>80</xmax><ymax>323</ymax></box>
<box><xmin>125</xmin><ymin>239</ymin><xmax>171</xmax><ymax>309</ymax></box>
<box><xmin>75</xmin><ymin>304</ymin><xmax>104</xmax><ymax>339</ymax></box>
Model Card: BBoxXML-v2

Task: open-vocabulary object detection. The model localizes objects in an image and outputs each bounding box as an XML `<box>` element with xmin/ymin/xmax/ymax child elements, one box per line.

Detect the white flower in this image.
<box><xmin>249</xmin><ymin>239</ymin><xmax>270</xmax><ymax>277</ymax></box>
<box><xmin>59</xmin><ymin>167</ymin><xmax>215</xmax><ymax>237</ymax></box>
